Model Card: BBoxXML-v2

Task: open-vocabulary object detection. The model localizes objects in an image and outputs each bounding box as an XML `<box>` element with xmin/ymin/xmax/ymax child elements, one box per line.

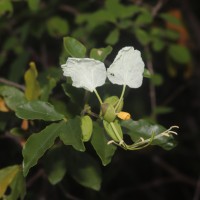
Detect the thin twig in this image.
<box><xmin>0</xmin><ymin>77</ymin><xmax>25</xmax><ymax>91</ymax></box>
<box><xmin>58</xmin><ymin>5</ymin><xmax>79</xmax><ymax>15</ymax></box>
<box><xmin>152</xmin><ymin>0</ymin><xmax>168</xmax><ymax>17</ymax></box>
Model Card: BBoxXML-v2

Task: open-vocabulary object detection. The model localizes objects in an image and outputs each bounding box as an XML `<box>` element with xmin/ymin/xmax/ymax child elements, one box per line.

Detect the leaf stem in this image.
<box><xmin>115</xmin><ymin>84</ymin><xmax>126</xmax><ymax>111</ymax></box>
<box><xmin>93</xmin><ymin>89</ymin><xmax>103</xmax><ymax>104</ymax></box>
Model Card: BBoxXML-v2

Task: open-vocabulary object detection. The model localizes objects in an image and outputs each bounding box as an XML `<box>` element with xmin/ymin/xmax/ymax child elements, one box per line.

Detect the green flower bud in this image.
<box><xmin>81</xmin><ymin>115</ymin><xmax>93</xmax><ymax>142</ymax></box>
<box><xmin>101</xmin><ymin>103</ymin><xmax>116</xmax><ymax>122</ymax></box>
<box><xmin>103</xmin><ymin>120</ymin><xmax>123</xmax><ymax>142</ymax></box>
<box><xmin>104</xmin><ymin>96</ymin><xmax>124</xmax><ymax>112</ymax></box>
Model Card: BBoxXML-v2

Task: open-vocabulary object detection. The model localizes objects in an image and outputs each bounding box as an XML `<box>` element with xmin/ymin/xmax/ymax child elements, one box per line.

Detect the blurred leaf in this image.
<box><xmin>135</xmin><ymin>10</ymin><xmax>153</xmax><ymax>26</ymax></box>
<box><xmin>165</xmin><ymin>30</ymin><xmax>180</xmax><ymax>40</ymax></box>
<box><xmin>9</xmin><ymin>52</ymin><xmax>30</xmax><ymax>82</ymax></box>
<box><xmin>24</xmin><ymin>62</ymin><xmax>40</xmax><ymax>101</ymax></box>
<box><xmin>134</xmin><ymin>28</ymin><xmax>150</xmax><ymax>45</ymax></box>
<box><xmin>143</xmin><ymin>69</ymin><xmax>151</xmax><ymax>78</ymax></box>
<box><xmin>118</xmin><ymin>19</ymin><xmax>133</xmax><ymax>29</ymax></box>
<box><xmin>91</xmin><ymin>122</ymin><xmax>117</xmax><ymax>166</ymax></box>
<box><xmin>16</xmin><ymin>100</ymin><xmax>64</xmax><ymax>121</ymax></box>
<box><xmin>0</xmin><ymin>0</ymin><xmax>13</xmax><ymax>16</ymax></box>
<box><xmin>38</xmin><ymin>67</ymin><xmax>62</xmax><ymax>83</ymax></box>
<box><xmin>6</xmin><ymin>170</ymin><xmax>26</xmax><ymax>200</ymax></box>
<box><xmin>168</xmin><ymin>44</ymin><xmax>191</xmax><ymax>64</ymax></box>
<box><xmin>66</xmin><ymin>149</ymin><xmax>102</xmax><ymax>191</ymax></box>
<box><xmin>153</xmin><ymin>106</ymin><xmax>173</xmax><ymax>115</ymax></box>
<box><xmin>121</xmin><ymin>119</ymin><xmax>177</xmax><ymax>150</ymax></box>
<box><xmin>43</xmin><ymin>146</ymin><xmax>67</xmax><ymax>185</ymax></box>
<box><xmin>23</xmin><ymin>121</ymin><xmax>65</xmax><ymax>176</ymax></box>
<box><xmin>50</xmin><ymin>98</ymin><xmax>73</xmax><ymax>118</ymax></box>
<box><xmin>105</xmin><ymin>0</ymin><xmax>140</xmax><ymax>19</ymax></box>
<box><xmin>76</xmin><ymin>10</ymin><xmax>116</xmax><ymax>28</ymax></box>
<box><xmin>160</xmin><ymin>13</ymin><xmax>182</xmax><ymax>25</ymax></box>
<box><xmin>81</xmin><ymin>115</ymin><xmax>93</xmax><ymax>142</ymax></box>
<box><xmin>90</xmin><ymin>46</ymin><xmax>112</xmax><ymax>61</ymax></box>
<box><xmin>27</xmin><ymin>0</ymin><xmax>40</xmax><ymax>12</ymax></box>
<box><xmin>40</xmin><ymin>78</ymin><xmax>57</xmax><ymax>101</ymax></box>
<box><xmin>152</xmin><ymin>38</ymin><xmax>165</xmax><ymax>52</ymax></box>
<box><xmin>105</xmin><ymin>29</ymin><xmax>120</xmax><ymax>45</ymax></box>
<box><xmin>150</xmin><ymin>73</ymin><xmax>164</xmax><ymax>86</ymax></box>
<box><xmin>0</xmin><ymin>165</ymin><xmax>20</xmax><ymax>197</ymax></box>
<box><xmin>46</xmin><ymin>16</ymin><xmax>69</xmax><ymax>37</ymax></box>
<box><xmin>0</xmin><ymin>86</ymin><xmax>26</xmax><ymax>111</ymax></box>
<box><xmin>59</xmin><ymin>117</ymin><xmax>85</xmax><ymax>151</ymax></box>
<box><xmin>3</xmin><ymin>37</ymin><xmax>23</xmax><ymax>54</ymax></box>
<box><xmin>63</xmin><ymin>37</ymin><xmax>86</xmax><ymax>58</ymax></box>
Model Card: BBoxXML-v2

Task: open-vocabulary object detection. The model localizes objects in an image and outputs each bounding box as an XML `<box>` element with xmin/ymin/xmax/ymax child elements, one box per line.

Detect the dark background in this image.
<box><xmin>0</xmin><ymin>0</ymin><xmax>200</xmax><ymax>199</ymax></box>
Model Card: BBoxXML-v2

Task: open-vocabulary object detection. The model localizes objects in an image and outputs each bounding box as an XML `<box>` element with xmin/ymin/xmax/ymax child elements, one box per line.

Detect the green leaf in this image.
<box><xmin>0</xmin><ymin>86</ymin><xmax>26</xmax><ymax>111</ymax></box>
<box><xmin>105</xmin><ymin>29</ymin><xmax>120</xmax><ymax>45</ymax></box>
<box><xmin>152</xmin><ymin>38</ymin><xmax>165</xmax><ymax>52</ymax></box>
<box><xmin>150</xmin><ymin>73</ymin><xmax>164</xmax><ymax>86</ymax></box>
<box><xmin>0</xmin><ymin>0</ymin><xmax>13</xmax><ymax>16</ymax></box>
<box><xmin>90</xmin><ymin>46</ymin><xmax>112</xmax><ymax>61</ymax></box>
<box><xmin>63</xmin><ymin>37</ymin><xmax>86</xmax><ymax>58</ymax></box>
<box><xmin>121</xmin><ymin>119</ymin><xmax>177</xmax><ymax>150</ymax></box>
<box><xmin>153</xmin><ymin>106</ymin><xmax>173</xmax><ymax>115</ymax></box>
<box><xmin>135</xmin><ymin>10</ymin><xmax>153</xmax><ymax>26</ymax></box>
<box><xmin>40</xmin><ymin>77</ymin><xmax>57</xmax><ymax>101</ymax></box>
<box><xmin>23</xmin><ymin>122</ymin><xmax>65</xmax><ymax>176</ymax></box>
<box><xmin>43</xmin><ymin>146</ymin><xmax>67</xmax><ymax>185</ymax></box>
<box><xmin>6</xmin><ymin>170</ymin><xmax>26</xmax><ymax>200</ymax></box>
<box><xmin>16</xmin><ymin>100</ymin><xmax>64</xmax><ymax>121</ymax></box>
<box><xmin>76</xmin><ymin>10</ymin><xmax>116</xmax><ymax>28</ymax></box>
<box><xmin>59</xmin><ymin>117</ymin><xmax>85</xmax><ymax>152</ymax></box>
<box><xmin>91</xmin><ymin>123</ymin><xmax>117</xmax><ymax>166</ymax></box>
<box><xmin>0</xmin><ymin>165</ymin><xmax>20</xmax><ymax>197</ymax></box>
<box><xmin>159</xmin><ymin>13</ymin><xmax>182</xmax><ymax>25</ymax></box>
<box><xmin>134</xmin><ymin>28</ymin><xmax>151</xmax><ymax>45</ymax></box>
<box><xmin>27</xmin><ymin>0</ymin><xmax>40</xmax><ymax>12</ymax></box>
<box><xmin>8</xmin><ymin>52</ymin><xmax>30</xmax><ymax>82</ymax></box>
<box><xmin>143</xmin><ymin>69</ymin><xmax>151</xmax><ymax>78</ymax></box>
<box><xmin>168</xmin><ymin>44</ymin><xmax>191</xmax><ymax>64</ymax></box>
<box><xmin>66</xmin><ymin>149</ymin><xmax>102</xmax><ymax>191</ymax></box>
<box><xmin>62</xmin><ymin>83</ymin><xmax>85</xmax><ymax>106</ymax></box>
<box><xmin>105</xmin><ymin>0</ymin><xmax>140</xmax><ymax>19</ymax></box>
<box><xmin>46</xmin><ymin>16</ymin><xmax>69</xmax><ymax>37</ymax></box>
<box><xmin>165</xmin><ymin>30</ymin><xmax>180</xmax><ymax>40</ymax></box>
<box><xmin>81</xmin><ymin>115</ymin><xmax>93</xmax><ymax>142</ymax></box>
<box><xmin>24</xmin><ymin>62</ymin><xmax>41</xmax><ymax>101</ymax></box>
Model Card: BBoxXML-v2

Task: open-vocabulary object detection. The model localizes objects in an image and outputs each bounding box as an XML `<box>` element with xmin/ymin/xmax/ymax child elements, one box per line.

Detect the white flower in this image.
<box><xmin>61</xmin><ymin>58</ymin><xmax>107</xmax><ymax>92</ymax></box>
<box><xmin>107</xmin><ymin>47</ymin><xmax>145</xmax><ymax>88</ymax></box>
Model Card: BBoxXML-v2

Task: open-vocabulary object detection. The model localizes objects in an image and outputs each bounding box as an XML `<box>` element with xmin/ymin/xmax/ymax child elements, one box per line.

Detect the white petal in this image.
<box><xmin>61</xmin><ymin>58</ymin><xmax>106</xmax><ymax>92</ymax></box>
<box><xmin>107</xmin><ymin>46</ymin><xmax>145</xmax><ymax>88</ymax></box>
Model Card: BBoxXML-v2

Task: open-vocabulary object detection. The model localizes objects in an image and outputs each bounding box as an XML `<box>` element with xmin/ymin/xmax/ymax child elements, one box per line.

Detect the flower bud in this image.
<box><xmin>81</xmin><ymin>115</ymin><xmax>93</xmax><ymax>142</ymax></box>
<box><xmin>101</xmin><ymin>103</ymin><xmax>116</xmax><ymax>122</ymax></box>
<box><xmin>104</xmin><ymin>96</ymin><xmax>124</xmax><ymax>112</ymax></box>
<box><xmin>103</xmin><ymin>120</ymin><xmax>123</xmax><ymax>142</ymax></box>
<box><xmin>117</xmin><ymin>112</ymin><xmax>131</xmax><ymax>120</ymax></box>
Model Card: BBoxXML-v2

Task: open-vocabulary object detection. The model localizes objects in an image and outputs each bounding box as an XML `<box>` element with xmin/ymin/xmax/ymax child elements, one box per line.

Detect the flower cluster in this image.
<box><xmin>61</xmin><ymin>46</ymin><xmax>145</xmax><ymax>92</ymax></box>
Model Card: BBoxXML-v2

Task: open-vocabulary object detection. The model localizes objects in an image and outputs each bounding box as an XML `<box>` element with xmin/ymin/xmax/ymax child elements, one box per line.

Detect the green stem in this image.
<box><xmin>94</xmin><ymin>89</ymin><xmax>103</xmax><ymax>104</ymax></box>
<box><xmin>115</xmin><ymin>84</ymin><xmax>126</xmax><ymax>111</ymax></box>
